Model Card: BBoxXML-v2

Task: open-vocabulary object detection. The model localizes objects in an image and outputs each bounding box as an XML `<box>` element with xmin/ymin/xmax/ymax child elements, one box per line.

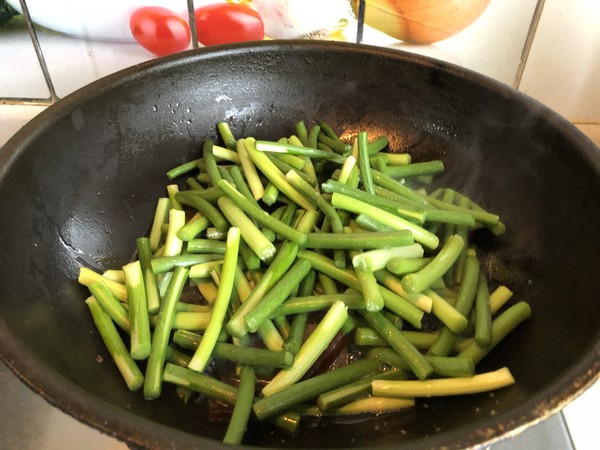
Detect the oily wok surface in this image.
<box><xmin>0</xmin><ymin>41</ymin><xmax>599</xmax><ymax>449</ymax></box>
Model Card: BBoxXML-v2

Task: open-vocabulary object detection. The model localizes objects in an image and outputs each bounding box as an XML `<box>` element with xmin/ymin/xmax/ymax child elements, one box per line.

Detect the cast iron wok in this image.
<box><xmin>1</xmin><ymin>41</ymin><xmax>599</xmax><ymax>449</ymax></box>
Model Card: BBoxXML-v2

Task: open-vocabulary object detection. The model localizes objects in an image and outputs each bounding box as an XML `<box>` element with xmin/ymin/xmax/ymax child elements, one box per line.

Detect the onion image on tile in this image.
<box><xmin>350</xmin><ymin>0</ymin><xmax>491</xmax><ymax>44</ymax></box>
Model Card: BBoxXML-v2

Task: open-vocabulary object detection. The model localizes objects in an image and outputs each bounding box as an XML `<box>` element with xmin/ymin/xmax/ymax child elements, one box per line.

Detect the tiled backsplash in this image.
<box><xmin>519</xmin><ymin>0</ymin><xmax>600</xmax><ymax>123</ymax></box>
<box><xmin>1</xmin><ymin>0</ymin><xmax>598</xmax><ymax>124</ymax></box>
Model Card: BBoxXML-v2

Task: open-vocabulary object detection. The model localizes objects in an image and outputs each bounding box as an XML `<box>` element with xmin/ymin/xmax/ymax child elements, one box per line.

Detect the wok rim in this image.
<box><xmin>1</xmin><ymin>40</ymin><xmax>599</xmax><ymax>450</ymax></box>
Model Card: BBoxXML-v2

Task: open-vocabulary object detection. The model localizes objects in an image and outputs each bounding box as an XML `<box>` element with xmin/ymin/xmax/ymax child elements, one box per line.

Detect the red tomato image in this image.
<box><xmin>130</xmin><ymin>6</ymin><xmax>191</xmax><ymax>56</ymax></box>
<box><xmin>194</xmin><ymin>3</ymin><xmax>264</xmax><ymax>46</ymax></box>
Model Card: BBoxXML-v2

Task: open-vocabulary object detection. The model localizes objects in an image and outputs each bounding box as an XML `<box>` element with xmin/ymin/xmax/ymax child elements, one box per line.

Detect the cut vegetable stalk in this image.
<box><xmin>303</xmin><ymin>230</ymin><xmax>414</xmax><ymax>250</ymax></box>
<box><xmin>372</xmin><ymin>269</ymin><xmax>433</xmax><ymax>313</ymax></box>
<box><xmin>451</xmin><ymin>195</ymin><xmax>471</xmax><ymax>285</ymax></box>
<box><xmin>331</xmin><ymin>193</ymin><xmax>439</xmax><ymax>250</ymax></box>
<box><xmin>166</xmin><ymin>184</ymin><xmax>183</xmax><ymax>210</ymax></box>
<box><xmin>427</xmin><ymin>256</ymin><xmax>480</xmax><ymax>357</ymax></box>
<box><xmin>331</xmin><ymin>396</ymin><xmax>415</xmax><ymax>414</ymax></box>
<box><xmin>400</xmin><ymin>234</ymin><xmax>465</xmax><ymax>294</ymax></box>
<box><xmin>353</xmin><ymin>327</ymin><xmax>448</xmax><ymax>351</ymax></box>
<box><xmin>188</xmin><ymin>227</ymin><xmax>240</xmax><ymax>372</ymax></box>
<box><xmin>474</xmin><ymin>273</ymin><xmax>492</xmax><ymax>346</ymax></box>
<box><xmin>322</xmin><ymin>179</ymin><xmax>427</xmax><ymax>224</ymax></box>
<box><xmin>425</xmin><ymin>289</ymin><xmax>468</xmax><ymax>334</ymax></box>
<box><xmin>177</xmin><ymin>213</ymin><xmax>210</xmax><ymax>241</ymax></box>
<box><xmin>239</xmin><ymin>240</ymin><xmax>261</xmax><ymax>271</ymax></box>
<box><xmin>218</xmin><ymin>196</ymin><xmax>276</xmax><ymax>262</ymax></box>
<box><xmin>354</xmin><ymin>214</ymin><xmax>393</xmax><ymax>232</ymax></box>
<box><xmin>244</xmin><ymin>138</ymin><xmax>315</xmax><ymax>211</ymax></box>
<box><xmin>173</xmin><ymin>330</ymin><xmax>293</xmax><ymax>368</ymax></box>
<box><xmin>213</xmin><ymin>144</ymin><xmax>241</xmax><ymax>163</ymax></box>
<box><xmin>161</xmin><ymin>311</ymin><xmax>212</xmax><ymax>331</ymax></box>
<box><xmin>163</xmin><ymin>362</ymin><xmax>239</xmax><ymax>404</ymax></box>
<box><xmin>284</xmin><ymin>312</ymin><xmax>308</xmax><ymax>356</ymax></box>
<box><xmin>272</xmin><ymin>292</ymin><xmax>366</xmax><ymax>317</ymax></box>
<box><xmin>227</xmin><ymin>240</ymin><xmax>299</xmax><ymax>338</ymax></box>
<box><xmin>79</xmin><ymin>267</ymin><xmax>127</xmax><ymax>302</ymax></box>
<box><xmin>232</xmin><ymin>265</ymin><xmax>285</xmax><ymax>352</ymax></box>
<box><xmin>102</xmin><ymin>269</ymin><xmax>125</xmax><ymax>283</ymax></box>
<box><xmin>384</xmin><ymin>153</ymin><xmax>411</xmax><ymax>165</ymax></box>
<box><xmin>262</xmin><ymin>181</ymin><xmax>280</xmax><ymax>205</ymax></box>
<box><xmin>386</xmin><ymin>257</ymin><xmax>432</xmax><ymax>275</ymax></box>
<box><xmin>217</xmin><ymin>121</ymin><xmax>237</xmax><ymax>150</ymax></box>
<box><xmin>86</xmin><ymin>297</ymin><xmax>144</xmax><ymax>391</ymax></box>
<box><xmin>355</xmin><ymin>267</ymin><xmax>384</xmax><ymax>312</ymax></box>
<box><xmin>352</xmin><ymin>244</ymin><xmax>424</xmax><ymax>272</ymax></box>
<box><xmin>370</xmin><ymin>169</ymin><xmax>429</xmax><ymax>207</ymax></box>
<box><xmin>165</xmin><ymin>345</ymin><xmax>191</xmax><ymax>368</ymax></box>
<box><xmin>317</xmin><ymin>368</ymin><xmax>406</xmax><ymax>412</ymax></box>
<box><xmin>88</xmin><ymin>281</ymin><xmax>130</xmax><ymax>332</ymax></box>
<box><xmin>217</xmin><ymin>179</ymin><xmax>307</xmax><ymax>245</ymax></box>
<box><xmin>297</xmin><ymin>249</ymin><xmax>424</xmax><ymax>329</ymax></box>
<box><xmin>255</xmin><ymin>139</ymin><xmax>336</xmax><ymax>160</ymax></box>
<box><xmin>285</xmin><ymin>170</ymin><xmax>346</xmax><ymax>267</ymax></box>
<box><xmin>151</xmin><ymin>254</ymin><xmax>224</xmax><ymax>274</ymax></box>
<box><xmin>422</xmin><ymin>208</ymin><xmax>476</xmax><ymax>227</ymax></box>
<box><xmin>234</xmin><ymin>138</ymin><xmax>264</xmax><ymax>200</ymax></box>
<box><xmin>424</xmin><ymin>195</ymin><xmax>500</xmax><ymax>228</ymax></box>
<box><xmin>189</xmin><ymin>261</ymin><xmax>224</xmax><ymax>279</ymax></box>
<box><xmin>295</xmin><ymin>120</ymin><xmax>309</xmax><ymax>146</ymax></box>
<box><xmin>372</xmin><ymin>367</ymin><xmax>515</xmax><ymax>398</ymax></box>
<box><xmin>369</xmin><ymin>347</ymin><xmax>474</xmax><ymax>378</ymax></box>
<box><xmin>490</xmin><ymin>285</ymin><xmax>514</xmax><ymax>315</ymax></box>
<box><xmin>123</xmin><ymin>260</ymin><xmax>151</xmax><ymax>360</ymax></box>
<box><xmin>459</xmin><ymin>302</ymin><xmax>532</xmax><ymax>364</ymax></box>
<box><xmin>361</xmin><ymin>310</ymin><xmax>433</xmax><ymax>380</ymax></box>
<box><xmin>357</xmin><ymin>131</ymin><xmax>376</xmax><ymax>195</ymax></box>
<box><xmin>317</xmin><ymin>132</ymin><xmax>352</xmax><ymax>155</ymax></box>
<box><xmin>136</xmin><ymin>237</ymin><xmax>161</xmax><ymax>313</ymax></box>
<box><xmin>253</xmin><ymin>357</ymin><xmax>382</xmax><ymax>421</ymax></box>
<box><xmin>383</xmin><ymin>160</ymin><xmax>444</xmax><ymax>179</ymax></box>
<box><xmin>226</xmin><ymin>166</ymin><xmax>254</xmax><ymax>206</ymax></box>
<box><xmin>338</xmin><ymin>155</ymin><xmax>357</xmax><ymax>184</ymax></box>
<box><xmin>244</xmin><ymin>258</ymin><xmax>312</xmax><ymax>333</ymax></box>
<box><xmin>150</xmin><ymin>197</ymin><xmax>171</xmax><ymax>252</ymax></box>
<box><xmin>186</xmin><ymin>238</ymin><xmax>226</xmax><ymax>254</ymax></box>
<box><xmin>144</xmin><ymin>266</ymin><xmax>189</xmax><ymax>399</ymax></box>
<box><xmin>186</xmin><ymin>177</ymin><xmax>204</xmax><ymax>191</ymax></box>
<box><xmin>317</xmin><ymin>272</ymin><xmax>339</xmax><ymax>295</ymax></box>
<box><xmin>267</xmin><ymin>153</ymin><xmax>308</xmax><ymax>181</ymax></box>
<box><xmin>166</xmin><ymin>159</ymin><xmax>200</xmax><ymax>180</ymax></box>
<box><xmin>223</xmin><ymin>365</ymin><xmax>255</xmax><ymax>445</ymax></box>
<box><xmin>262</xmin><ymin>300</ymin><xmax>349</xmax><ymax>396</ymax></box>
<box><xmin>366</xmin><ymin>135</ymin><xmax>389</xmax><ymax>155</ymax></box>
<box><xmin>175</xmin><ymin>191</ymin><xmax>228</xmax><ymax>232</ymax></box>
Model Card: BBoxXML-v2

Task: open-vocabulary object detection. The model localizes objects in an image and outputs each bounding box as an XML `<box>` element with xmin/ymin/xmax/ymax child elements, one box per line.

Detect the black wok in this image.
<box><xmin>0</xmin><ymin>41</ymin><xmax>599</xmax><ymax>449</ymax></box>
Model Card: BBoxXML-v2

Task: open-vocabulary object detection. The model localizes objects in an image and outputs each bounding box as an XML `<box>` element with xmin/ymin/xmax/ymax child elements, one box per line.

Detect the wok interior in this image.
<box><xmin>1</xmin><ymin>42</ymin><xmax>599</xmax><ymax>449</ymax></box>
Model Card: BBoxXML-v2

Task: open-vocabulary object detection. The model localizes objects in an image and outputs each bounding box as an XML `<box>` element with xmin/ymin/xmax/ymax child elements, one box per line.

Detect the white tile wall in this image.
<box><xmin>0</xmin><ymin>104</ymin><xmax>45</xmax><ymax>141</ymax></box>
<box><xmin>519</xmin><ymin>0</ymin><xmax>600</xmax><ymax>123</ymax></box>
<box><xmin>1</xmin><ymin>32</ymin><xmax>153</xmax><ymax>101</ymax></box>
<box><xmin>357</xmin><ymin>0</ymin><xmax>600</xmax><ymax>124</ymax></box>
<box><xmin>0</xmin><ymin>19</ymin><xmax>49</xmax><ymax>98</ymax></box>
<box><xmin>355</xmin><ymin>0</ymin><xmax>541</xmax><ymax>87</ymax></box>
<box><xmin>433</xmin><ymin>0</ymin><xmax>540</xmax><ymax>85</ymax></box>
<box><xmin>36</xmin><ymin>35</ymin><xmax>152</xmax><ymax>98</ymax></box>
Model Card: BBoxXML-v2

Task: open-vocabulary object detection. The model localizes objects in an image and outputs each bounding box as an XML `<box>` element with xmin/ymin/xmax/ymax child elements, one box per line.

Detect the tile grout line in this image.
<box><xmin>512</xmin><ymin>0</ymin><xmax>546</xmax><ymax>90</ymax></box>
<box><xmin>17</xmin><ymin>0</ymin><xmax>59</xmax><ymax>102</ymax></box>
